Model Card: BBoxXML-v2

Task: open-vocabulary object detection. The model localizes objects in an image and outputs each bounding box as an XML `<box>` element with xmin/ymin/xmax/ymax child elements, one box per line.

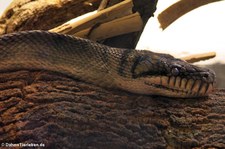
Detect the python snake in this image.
<box><xmin>0</xmin><ymin>30</ymin><xmax>215</xmax><ymax>98</ymax></box>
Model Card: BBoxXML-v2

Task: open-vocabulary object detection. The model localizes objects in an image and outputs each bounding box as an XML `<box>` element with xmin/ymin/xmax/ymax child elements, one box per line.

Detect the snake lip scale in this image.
<box><xmin>0</xmin><ymin>30</ymin><xmax>216</xmax><ymax>98</ymax></box>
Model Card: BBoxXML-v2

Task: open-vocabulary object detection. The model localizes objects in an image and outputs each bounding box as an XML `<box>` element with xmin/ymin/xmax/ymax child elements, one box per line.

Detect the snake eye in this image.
<box><xmin>171</xmin><ymin>67</ymin><xmax>179</xmax><ymax>76</ymax></box>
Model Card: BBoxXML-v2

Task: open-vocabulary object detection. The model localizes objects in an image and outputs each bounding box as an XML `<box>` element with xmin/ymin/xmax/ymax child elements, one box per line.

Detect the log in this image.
<box><xmin>0</xmin><ymin>70</ymin><xmax>224</xmax><ymax>148</ymax></box>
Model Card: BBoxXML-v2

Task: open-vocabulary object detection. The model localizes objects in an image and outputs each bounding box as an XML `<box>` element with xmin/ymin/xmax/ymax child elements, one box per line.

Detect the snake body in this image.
<box><xmin>0</xmin><ymin>30</ymin><xmax>215</xmax><ymax>98</ymax></box>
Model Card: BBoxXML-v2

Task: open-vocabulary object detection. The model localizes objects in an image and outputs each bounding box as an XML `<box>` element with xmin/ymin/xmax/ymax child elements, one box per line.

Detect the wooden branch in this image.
<box><xmin>75</xmin><ymin>12</ymin><xmax>143</xmax><ymax>41</ymax></box>
<box><xmin>181</xmin><ymin>52</ymin><xmax>216</xmax><ymax>63</ymax></box>
<box><xmin>158</xmin><ymin>0</ymin><xmax>223</xmax><ymax>30</ymax></box>
<box><xmin>49</xmin><ymin>0</ymin><xmax>134</xmax><ymax>35</ymax></box>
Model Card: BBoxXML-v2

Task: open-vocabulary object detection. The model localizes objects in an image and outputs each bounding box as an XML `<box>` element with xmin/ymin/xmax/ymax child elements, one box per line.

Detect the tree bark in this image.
<box><xmin>0</xmin><ymin>70</ymin><xmax>224</xmax><ymax>148</ymax></box>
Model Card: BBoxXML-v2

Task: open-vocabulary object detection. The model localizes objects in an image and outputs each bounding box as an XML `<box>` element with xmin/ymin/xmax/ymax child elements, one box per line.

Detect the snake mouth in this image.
<box><xmin>144</xmin><ymin>76</ymin><xmax>214</xmax><ymax>98</ymax></box>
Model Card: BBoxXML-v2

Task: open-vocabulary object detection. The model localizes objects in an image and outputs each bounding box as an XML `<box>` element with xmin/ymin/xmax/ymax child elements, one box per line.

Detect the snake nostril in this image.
<box><xmin>203</xmin><ymin>73</ymin><xmax>209</xmax><ymax>79</ymax></box>
<box><xmin>202</xmin><ymin>72</ymin><xmax>211</xmax><ymax>82</ymax></box>
<box><xmin>204</xmin><ymin>74</ymin><xmax>208</xmax><ymax>78</ymax></box>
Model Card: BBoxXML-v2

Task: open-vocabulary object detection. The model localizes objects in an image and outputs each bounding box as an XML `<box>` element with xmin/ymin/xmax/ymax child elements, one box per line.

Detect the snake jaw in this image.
<box><xmin>142</xmin><ymin>76</ymin><xmax>214</xmax><ymax>98</ymax></box>
<box><xmin>126</xmin><ymin>60</ymin><xmax>215</xmax><ymax>97</ymax></box>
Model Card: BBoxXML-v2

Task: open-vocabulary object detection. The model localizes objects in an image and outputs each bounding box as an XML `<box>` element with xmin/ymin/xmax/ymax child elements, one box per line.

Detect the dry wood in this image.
<box><xmin>181</xmin><ymin>52</ymin><xmax>216</xmax><ymax>63</ymax></box>
<box><xmin>158</xmin><ymin>0</ymin><xmax>223</xmax><ymax>30</ymax></box>
<box><xmin>49</xmin><ymin>0</ymin><xmax>134</xmax><ymax>35</ymax></box>
<box><xmin>75</xmin><ymin>12</ymin><xmax>143</xmax><ymax>41</ymax></box>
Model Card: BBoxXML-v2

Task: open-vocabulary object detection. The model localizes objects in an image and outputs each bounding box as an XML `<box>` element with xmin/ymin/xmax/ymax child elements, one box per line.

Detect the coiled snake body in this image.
<box><xmin>0</xmin><ymin>31</ymin><xmax>215</xmax><ymax>98</ymax></box>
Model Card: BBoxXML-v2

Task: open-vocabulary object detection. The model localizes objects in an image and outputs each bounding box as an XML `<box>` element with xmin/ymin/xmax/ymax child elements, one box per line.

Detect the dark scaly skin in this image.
<box><xmin>0</xmin><ymin>30</ymin><xmax>216</xmax><ymax>98</ymax></box>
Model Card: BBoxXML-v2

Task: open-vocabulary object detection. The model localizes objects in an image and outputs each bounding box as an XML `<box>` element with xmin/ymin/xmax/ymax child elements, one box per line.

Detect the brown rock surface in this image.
<box><xmin>0</xmin><ymin>70</ymin><xmax>224</xmax><ymax>148</ymax></box>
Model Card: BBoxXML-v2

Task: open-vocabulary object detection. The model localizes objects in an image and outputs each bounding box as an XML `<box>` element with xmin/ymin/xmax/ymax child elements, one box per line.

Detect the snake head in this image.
<box><xmin>129</xmin><ymin>51</ymin><xmax>216</xmax><ymax>98</ymax></box>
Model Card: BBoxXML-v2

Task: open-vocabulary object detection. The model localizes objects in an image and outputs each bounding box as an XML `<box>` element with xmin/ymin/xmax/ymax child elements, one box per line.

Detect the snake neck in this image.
<box><xmin>0</xmin><ymin>31</ymin><xmax>122</xmax><ymax>87</ymax></box>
